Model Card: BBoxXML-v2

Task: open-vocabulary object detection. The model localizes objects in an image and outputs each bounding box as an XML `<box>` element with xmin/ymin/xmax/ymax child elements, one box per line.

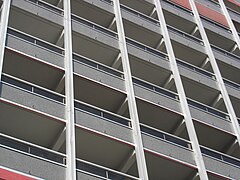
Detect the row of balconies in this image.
<box><xmin>13</xmin><ymin>0</ymin><xmax>240</xmax><ymax>88</ymax></box>
<box><xmin>1</xmin><ymin>34</ymin><xmax>240</xmax><ymax>178</ymax></box>
<box><xmin>1</xmin><ymin>0</ymin><xmax>240</xmax><ymax>179</ymax></box>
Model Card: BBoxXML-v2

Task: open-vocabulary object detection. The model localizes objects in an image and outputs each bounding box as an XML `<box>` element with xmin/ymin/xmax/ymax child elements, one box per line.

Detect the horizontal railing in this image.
<box><xmin>211</xmin><ymin>44</ymin><xmax>240</xmax><ymax>62</ymax></box>
<box><xmin>1</xmin><ymin>73</ymin><xmax>65</xmax><ymax>103</ymax></box>
<box><xmin>0</xmin><ymin>133</ymin><xmax>65</xmax><ymax>164</ymax></box>
<box><xmin>7</xmin><ymin>27</ymin><xmax>64</xmax><ymax>55</ymax></box>
<box><xmin>187</xmin><ymin>98</ymin><xmax>229</xmax><ymax>120</ymax></box>
<box><xmin>120</xmin><ymin>2</ymin><xmax>203</xmax><ymax>45</ymax></box>
<box><xmin>167</xmin><ymin>25</ymin><xmax>203</xmax><ymax>44</ymax></box>
<box><xmin>140</xmin><ymin>123</ymin><xmax>191</xmax><ymax>149</ymax></box>
<box><xmin>72</xmin><ymin>53</ymin><xmax>124</xmax><ymax>78</ymax></box>
<box><xmin>27</xmin><ymin>0</ymin><xmax>63</xmax><ymax>14</ymax></box>
<box><xmin>71</xmin><ymin>14</ymin><xmax>118</xmax><ymax>38</ymax></box>
<box><xmin>200</xmin><ymin>15</ymin><xmax>231</xmax><ymax>32</ymax></box>
<box><xmin>161</xmin><ymin>0</ymin><xmax>231</xmax><ymax>32</ymax></box>
<box><xmin>201</xmin><ymin>146</ymin><xmax>240</xmax><ymax>167</ymax></box>
<box><xmin>76</xmin><ymin>159</ymin><xmax>139</xmax><ymax>180</ymax></box>
<box><xmin>120</xmin><ymin>4</ymin><xmax>160</xmax><ymax>25</ymax></box>
<box><xmin>161</xmin><ymin>0</ymin><xmax>193</xmax><ymax>15</ymax></box>
<box><xmin>132</xmin><ymin>76</ymin><xmax>179</xmax><ymax>100</ymax></box>
<box><xmin>101</xmin><ymin>0</ymin><xmax>113</xmax><ymax>4</ymax></box>
<box><xmin>74</xmin><ymin>100</ymin><xmax>131</xmax><ymax>127</ymax></box>
<box><xmin>176</xmin><ymin>58</ymin><xmax>215</xmax><ymax>79</ymax></box>
<box><xmin>223</xmin><ymin>78</ymin><xmax>240</xmax><ymax>90</ymax></box>
<box><xmin>126</xmin><ymin>37</ymin><xmax>168</xmax><ymax>59</ymax></box>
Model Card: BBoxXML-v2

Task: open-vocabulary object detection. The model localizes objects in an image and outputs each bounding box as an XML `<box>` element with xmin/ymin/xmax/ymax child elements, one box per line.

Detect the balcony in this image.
<box><xmin>201</xmin><ymin>146</ymin><xmax>240</xmax><ymax>179</ymax></box>
<box><xmin>0</xmin><ymin>133</ymin><xmax>66</xmax><ymax>180</ymax></box>
<box><xmin>10</xmin><ymin>0</ymin><xmax>64</xmax><ymax>46</ymax></box>
<box><xmin>74</xmin><ymin>100</ymin><xmax>133</xmax><ymax>143</ymax></box>
<box><xmin>71</xmin><ymin>14</ymin><xmax>120</xmax><ymax>68</ymax></box>
<box><xmin>6</xmin><ymin>27</ymin><xmax>64</xmax><ymax>68</ymax></box>
<box><xmin>74</xmin><ymin>127</ymin><xmax>138</xmax><ymax>178</ymax></box>
<box><xmin>71</xmin><ymin>0</ymin><xmax>115</xmax><ymax>30</ymax></box>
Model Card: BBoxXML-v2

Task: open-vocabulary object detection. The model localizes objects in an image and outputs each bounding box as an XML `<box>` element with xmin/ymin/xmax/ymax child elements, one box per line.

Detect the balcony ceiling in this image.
<box><xmin>136</xmin><ymin>99</ymin><xmax>183</xmax><ymax>134</ymax></box>
<box><xmin>74</xmin><ymin>75</ymin><xmax>127</xmax><ymax>115</ymax></box>
<box><xmin>0</xmin><ymin>101</ymin><xmax>65</xmax><ymax>148</ymax></box>
<box><xmin>3</xmin><ymin>50</ymin><xmax>64</xmax><ymax>92</ymax></box>
<box><xmin>9</xmin><ymin>6</ymin><xmax>63</xmax><ymax>46</ymax></box>
<box><xmin>75</xmin><ymin>127</ymin><xmax>134</xmax><ymax>171</ymax></box>
<box><xmin>145</xmin><ymin>152</ymin><xmax>198</xmax><ymax>180</ymax></box>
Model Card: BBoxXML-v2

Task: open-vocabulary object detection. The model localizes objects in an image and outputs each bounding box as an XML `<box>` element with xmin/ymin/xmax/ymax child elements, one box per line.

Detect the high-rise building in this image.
<box><xmin>0</xmin><ymin>0</ymin><xmax>240</xmax><ymax>179</ymax></box>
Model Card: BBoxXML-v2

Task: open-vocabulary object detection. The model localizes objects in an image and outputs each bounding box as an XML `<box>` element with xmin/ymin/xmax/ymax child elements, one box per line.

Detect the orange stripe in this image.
<box><xmin>0</xmin><ymin>168</ymin><xmax>35</xmax><ymax>180</ymax></box>
<box><xmin>168</xmin><ymin>0</ymin><xmax>229</xmax><ymax>27</ymax></box>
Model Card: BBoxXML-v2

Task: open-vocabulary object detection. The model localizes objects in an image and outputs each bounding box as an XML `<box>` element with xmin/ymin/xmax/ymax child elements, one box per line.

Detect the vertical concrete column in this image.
<box><xmin>188</xmin><ymin>0</ymin><xmax>240</xmax><ymax>146</ymax></box>
<box><xmin>63</xmin><ymin>0</ymin><xmax>76</xmax><ymax>179</ymax></box>
<box><xmin>0</xmin><ymin>0</ymin><xmax>11</xmax><ymax>80</ymax></box>
<box><xmin>154</xmin><ymin>1</ymin><xmax>208</xmax><ymax>180</ymax></box>
<box><xmin>218</xmin><ymin>0</ymin><xmax>240</xmax><ymax>51</ymax></box>
<box><xmin>113</xmin><ymin>1</ymin><xmax>149</xmax><ymax>179</ymax></box>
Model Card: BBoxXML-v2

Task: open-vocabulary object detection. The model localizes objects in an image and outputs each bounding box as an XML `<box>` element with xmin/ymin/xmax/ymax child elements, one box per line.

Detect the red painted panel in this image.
<box><xmin>0</xmin><ymin>168</ymin><xmax>35</xmax><ymax>180</ymax></box>
<box><xmin>168</xmin><ymin>0</ymin><xmax>229</xmax><ymax>27</ymax></box>
<box><xmin>169</xmin><ymin>0</ymin><xmax>191</xmax><ymax>10</ymax></box>
<box><xmin>196</xmin><ymin>2</ymin><xmax>229</xmax><ymax>27</ymax></box>
<box><xmin>228</xmin><ymin>0</ymin><xmax>240</xmax><ymax>7</ymax></box>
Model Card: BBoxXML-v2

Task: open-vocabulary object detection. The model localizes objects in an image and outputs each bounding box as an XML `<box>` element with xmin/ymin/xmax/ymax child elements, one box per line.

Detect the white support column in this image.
<box><xmin>154</xmin><ymin>1</ymin><xmax>208</xmax><ymax>179</ymax></box>
<box><xmin>218</xmin><ymin>0</ymin><xmax>240</xmax><ymax>52</ymax></box>
<box><xmin>113</xmin><ymin>1</ymin><xmax>149</xmax><ymax>179</ymax></box>
<box><xmin>188</xmin><ymin>0</ymin><xmax>240</xmax><ymax>146</ymax></box>
<box><xmin>63</xmin><ymin>0</ymin><xmax>76</xmax><ymax>180</ymax></box>
<box><xmin>0</xmin><ymin>0</ymin><xmax>11</xmax><ymax>81</ymax></box>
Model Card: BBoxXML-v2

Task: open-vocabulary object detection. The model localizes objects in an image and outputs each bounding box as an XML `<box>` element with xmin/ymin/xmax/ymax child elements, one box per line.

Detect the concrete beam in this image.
<box><xmin>224</xmin><ymin>139</ymin><xmax>238</xmax><ymax>155</ymax></box>
<box><xmin>116</xmin><ymin>97</ymin><xmax>128</xmax><ymax>115</ymax></box>
<box><xmin>155</xmin><ymin>38</ymin><xmax>165</xmax><ymax>51</ymax></box>
<box><xmin>191</xmin><ymin>26</ymin><xmax>199</xmax><ymax>36</ymax></box>
<box><xmin>56</xmin><ymin>0</ymin><xmax>63</xmax><ymax>8</ymax></box>
<box><xmin>162</xmin><ymin>74</ymin><xmax>174</xmax><ymax>90</ymax></box>
<box><xmin>108</xmin><ymin>17</ymin><xmax>116</xmax><ymax>31</ymax></box>
<box><xmin>149</xmin><ymin>7</ymin><xmax>156</xmax><ymax>18</ymax></box>
<box><xmin>171</xmin><ymin>119</ymin><xmax>186</xmax><ymax>136</ymax></box>
<box><xmin>55</xmin><ymin>29</ymin><xmax>64</xmax><ymax>47</ymax></box>
<box><xmin>51</xmin><ymin>127</ymin><xmax>66</xmax><ymax>151</ymax></box>
<box><xmin>55</xmin><ymin>75</ymin><xmax>65</xmax><ymax>93</ymax></box>
<box><xmin>111</xmin><ymin>53</ymin><xmax>122</xmax><ymax>69</ymax></box>
<box><xmin>211</xmin><ymin>94</ymin><xmax>223</xmax><ymax>109</ymax></box>
<box><xmin>119</xmin><ymin>150</ymin><xmax>136</xmax><ymax>173</ymax></box>
<box><xmin>200</xmin><ymin>57</ymin><xmax>210</xmax><ymax>70</ymax></box>
<box><xmin>230</xmin><ymin>43</ymin><xmax>238</xmax><ymax>53</ymax></box>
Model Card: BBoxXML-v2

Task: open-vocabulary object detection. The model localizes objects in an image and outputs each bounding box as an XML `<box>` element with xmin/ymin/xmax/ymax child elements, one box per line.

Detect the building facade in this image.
<box><xmin>0</xmin><ymin>0</ymin><xmax>240</xmax><ymax>179</ymax></box>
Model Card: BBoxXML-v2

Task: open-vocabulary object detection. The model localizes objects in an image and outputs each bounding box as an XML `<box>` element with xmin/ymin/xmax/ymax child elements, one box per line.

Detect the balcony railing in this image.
<box><xmin>211</xmin><ymin>44</ymin><xmax>240</xmax><ymax>62</ymax></box>
<box><xmin>167</xmin><ymin>25</ymin><xmax>203</xmax><ymax>44</ymax></box>
<box><xmin>1</xmin><ymin>73</ymin><xmax>65</xmax><ymax>103</ymax></box>
<box><xmin>132</xmin><ymin>77</ymin><xmax>179</xmax><ymax>100</ymax></box>
<box><xmin>76</xmin><ymin>159</ymin><xmax>139</xmax><ymax>180</ymax></box>
<box><xmin>140</xmin><ymin>123</ymin><xmax>191</xmax><ymax>149</ymax></box>
<box><xmin>7</xmin><ymin>27</ymin><xmax>64</xmax><ymax>55</ymax></box>
<box><xmin>74</xmin><ymin>100</ymin><xmax>131</xmax><ymax>127</ymax></box>
<box><xmin>27</xmin><ymin>0</ymin><xmax>63</xmax><ymax>14</ymax></box>
<box><xmin>176</xmin><ymin>58</ymin><xmax>215</xmax><ymax>79</ymax></box>
<box><xmin>120</xmin><ymin>4</ymin><xmax>160</xmax><ymax>25</ymax></box>
<box><xmin>161</xmin><ymin>0</ymin><xmax>193</xmax><ymax>15</ymax></box>
<box><xmin>201</xmin><ymin>146</ymin><xmax>240</xmax><ymax>167</ymax></box>
<box><xmin>73</xmin><ymin>53</ymin><xmax>124</xmax><ymax>79</ymax></box>
<box><xmin>187</xmin><ymin>98</ymin><xmax>229</xmax><ymax>120</ymax></box>
<box><xmin>161</xmin><ymin>0</ymin><xmax>231</xmax><ymax>32</ymax></box>
<box><xmin>0</xmin><ymin>133</ymin><xmax>65</xmax><ymax>164</ymax></box>
<box><xmin>101</xmin><ymin>0</ymin><xmax>113</xmax><ymax>5</ymax></box>
<box><xmin>223</xmin><ymin>78</ymin><xmax>240</xmax><ymax>90</ymax></box>
<box><xmin>126</xmin><ymin>37</ymin><xmax>168</xmax><ymax>59</ymax></box>
<box><xmin>71</xmin><ymin>14</ymin><xmax>118</xmax><ymax>38</ymax></box>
